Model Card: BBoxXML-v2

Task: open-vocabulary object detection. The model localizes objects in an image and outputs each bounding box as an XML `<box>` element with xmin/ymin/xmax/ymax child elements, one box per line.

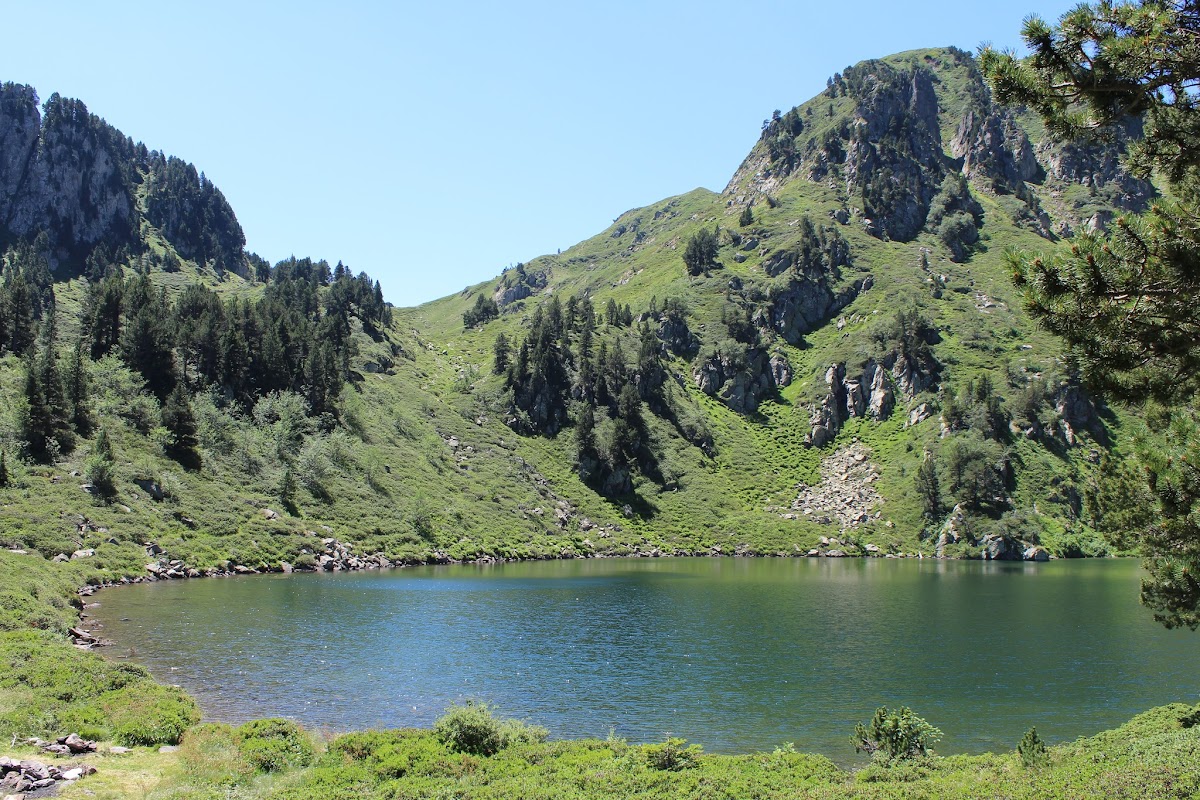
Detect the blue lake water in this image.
<box><xmin>92</xmin><ymin>557</ymin><xmax>1200</xmax><ymax>760</ymax></box>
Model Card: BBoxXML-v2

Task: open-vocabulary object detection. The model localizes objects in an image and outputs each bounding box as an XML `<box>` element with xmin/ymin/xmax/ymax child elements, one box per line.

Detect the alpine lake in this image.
<box><xmin>91</xmin><ymin>557</ymin><xmax>1200</xmax><ymax>762</ymax></box>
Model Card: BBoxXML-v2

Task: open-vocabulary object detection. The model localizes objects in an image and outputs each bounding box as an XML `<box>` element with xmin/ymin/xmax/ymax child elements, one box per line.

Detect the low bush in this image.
<box><xmin>645</xmin><ymin>736</ymin><xmax>703</xmax><ymax>770</ymax></box>
<box><xmin>852</xmin><ymin>706</ymin><xmax>942</xmax><ymax>762</ymax></box>
<box><xmin>433</xmin><ymin>701</ymin><xmax>547</xmax><ymax>756</ymax></box>
<box><xmin>235</xmin><ymin>717</ymin><xmax>316</xmax><ymax>771</ymax></box>
<box><xmin>104</xmin><ymin>681</ymin><xmax>200</xmax><ymax>745</ymax></box>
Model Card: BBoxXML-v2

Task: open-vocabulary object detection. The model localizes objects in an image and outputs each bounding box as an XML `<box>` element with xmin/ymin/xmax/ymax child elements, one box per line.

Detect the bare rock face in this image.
<box><xmin>693</xmin><ymin>347</ymin><xmax>792</xmax><ymax>414</ymax></box>
<box><xmin>952</xmin><ymin>106</ymin><xmax>1042</xmax><ymax>190</ymax></box>
<box><xmin>769</xmin><ymin>352</ymin><xmax>792</xmax><ymax>387</ymax></box>
<box><xmin>1053</xmin><ymin>383</ymin><xmax>1101</xmax><ymax>446</ymax></box>
<box><xmin>492</xmin><ymin>265</ymin><xmax>549</xmax><ymax>308</ymax></box>
<box><xmin>843</xmin><ymin>65</ymin><xmax>947</xmax><ymax>241</ymax></box>
<box><xmin>768</xmin><ymin>273</ymin><xmax>867</xmax><ymax>345</ymax></box>
<box><xmin>1037</xmin><ymin>117</ymin><xmax>1155</xmax><ymax>213</ymax></box>
<box><xmin>806</xmin><ymin>356</ymin><xmax>919</xmax><ymax>447</ymax></box>
<box><xmin>0</xmin><ymin>86</ymin><xmax>137</xmax><ymax>267</ymax></box>
<box><xmin>657</xmin><ymin>313</ymin><xmax>698</xmax><ymax>357</ymax></box>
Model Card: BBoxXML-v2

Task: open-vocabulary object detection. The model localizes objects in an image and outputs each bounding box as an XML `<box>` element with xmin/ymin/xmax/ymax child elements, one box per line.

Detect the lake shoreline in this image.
<box><xmin>69</xmin><ymin>541</ymin><xmax>1099</xmax><ymax>650</ymax></box>
<box><xmin>83</xmin><ymin>556</ymin><xmax>1168</xmax><ymax>762</ymax></box>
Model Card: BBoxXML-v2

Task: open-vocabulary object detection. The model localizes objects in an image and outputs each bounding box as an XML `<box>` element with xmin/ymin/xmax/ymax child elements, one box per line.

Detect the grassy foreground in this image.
<box><xmin>3</xmin><ymin>550</ymin><xmax>1200</xmax><ymax>799</ymax></box>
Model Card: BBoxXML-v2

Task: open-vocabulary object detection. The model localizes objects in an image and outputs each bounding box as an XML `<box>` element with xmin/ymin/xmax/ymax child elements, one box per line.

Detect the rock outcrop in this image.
<box><xmin>767</xmin><ymin>272</ymin><xmax>868</xmax><ymax>345</ymax></box>
<box><xmin>951</xmin><ymin>105</ymin><xmax>1042</xmax><ymax>191</ymax></box>
<box><xmin>0</xmin><ymin>86</ymin><xmax>138</xmax><ymax>268</ymax></box>
<box><xmin>807</xmin><ymin>357</ymin><xmax>924</xmax><ymax>447</ymax></box>
<box><xmin>842</xmin><ymin>63</ymin><xmax>948</xmax><ymax>241</ymax></box>
<box><xmin>1037</xmin><ymin>118</ymin><xmax>1155</xmax><ymax>214</ymax></box>
<box><xmin>0</xmin><ymin>754</ymin><xmax>95</xmax><ymax>794</ymax></box>
<box><xmin>0</xmin><ymin>83</ymin><xmax>246</xmax><ymax>274</ymax></box>
<box><xmin>692</xmin><ymin>347</ymin><xmax>786</xmax><ymax>414</ymax></box>
<box><xmin>492</xmin><ymin>264</ymin><xmax>549</xmax><ymax>308</ymax></box>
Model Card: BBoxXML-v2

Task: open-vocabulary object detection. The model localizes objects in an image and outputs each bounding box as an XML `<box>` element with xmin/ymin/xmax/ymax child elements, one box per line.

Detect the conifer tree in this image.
<box><xmin>162</xmin><ymin>384</ymin><xmax>201</xmax><ymax>469</ymax></box>
<box><xmin>682</xmin><ymin>227</ymin><xmax>720</xmax><ymax>276</ymax></box>
<box><xmin>492</xmin><ymin>332</ymin><xmax>510</xmax><ymax>375</ymax></box>
<box><xmin>65</xmin><ymin>337</ymin><xmax>92</xmax><ymax>436</ymax></box>
<box><xmin>6</xmin><ymin>272</ymin><xmax>35</xmax><ymax>355</ymax></box>
<box><xmin>86</xmin><ymin>427</ymin><xmax>116</xmax><ymax>496</ymax></box>
<box><xmin>21</xmin><ymin>354</ymin><xmax>53</xmax><ymax>461</ymax></box>
<box><xmin>983</xmin><ymin>1</ymin><xmax>1200</xmax><ymax>628</ymax></box>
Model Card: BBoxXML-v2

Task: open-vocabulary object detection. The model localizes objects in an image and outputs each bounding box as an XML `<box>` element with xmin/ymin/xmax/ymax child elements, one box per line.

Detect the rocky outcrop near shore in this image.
<box><xmin>0</xmin><ymin>752</ymin><xmax>95</xmax><ymax>795</ymax></box>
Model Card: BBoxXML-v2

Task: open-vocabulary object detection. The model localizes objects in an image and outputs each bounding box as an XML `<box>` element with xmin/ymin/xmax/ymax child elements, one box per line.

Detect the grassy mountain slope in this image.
<box><xmin>0</xmin><ymin>47</ymin><xmax>1148</xmax><ymax>581</ymax></box>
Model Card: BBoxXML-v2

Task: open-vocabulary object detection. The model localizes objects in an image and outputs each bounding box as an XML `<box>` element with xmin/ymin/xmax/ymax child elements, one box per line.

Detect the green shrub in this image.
<box><xmin>852</xmin><ymin>706</ymin><xmax>942</xmax><ymax>762</ymax></box>
<box><xmin>645</xmin><ymin>737</ymin><xmax>702</xmax><ymax>770</ymax></box>
<box><xmin>1018</xmin><ymin>726</ymin><xmax>1048</xmax><ymax>768</ymax></box>
<box><xmin>104</xmin><ymin>682</ymin><xmax>200</xmax><ymax>746</ymax></box>
<box><xmin>235</xmin><ymin>718</ymin><xmax>315</xmax><ymax>772</ymax></box>
<box><xmin>433</xmin><ymin>701</ymin><xmax>547</xmax><ymax>756</ymax></box>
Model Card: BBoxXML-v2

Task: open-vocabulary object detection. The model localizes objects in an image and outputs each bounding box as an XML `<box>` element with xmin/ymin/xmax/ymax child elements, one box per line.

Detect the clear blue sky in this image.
<box><xmin>5</xmin><ymin>1</ymin><xmax>1077</xmax><ymax>307</ymax></box>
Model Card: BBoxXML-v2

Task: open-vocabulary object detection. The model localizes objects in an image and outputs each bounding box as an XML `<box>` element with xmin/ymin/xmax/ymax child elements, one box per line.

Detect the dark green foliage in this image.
<box><xmin>574</xmin><ymin>403</ymin><xmax>599</xmax><ymax>482</ymax></box>
<box><xmin>682</xmin><ymin>227</ymin><xmax>720</xmax><ymax>276</ymax></box>
<box><xmin>739</xmin><ymin>205</ymin><xmax>754</xmax><ymax>227</ymax></box>
<box><xmin>645</xmin><ymin>737</ymin><xmax>703</xmax><ymax>771</ymax></box>
<box><xmin>761</xmin><ymin>107</ymin><xmax>805</xmax><ymax>170</ymax></box>
<box><xmin>937</xmin><ymin>213</ymin><xmax>980</xmax><ymax>262</ymax></box>
<box><xmin>4</xmin><ymin>271</ymin><xmax>39</xmax><ymax>356</ymax></box>
<box><xmin>915</xmin><ymin>451</ymin><xmax>941</xmax><ymax>520</ymax></box>
<box><xmin>120</xmin><ymin>276</ymin><xmax>176</xmax><ymax>398</ymax></box>
<box><xmin>931</xmin><ymin>168</ymin><xmax>988</xmax><ymax>258</ymax></box>
<box><xmin>940</xmin><ymin>431</ymin><xmax>1009</xmax><ymax>514</ymax></box>
<box><xmin>507</xmin><ymin>298</ymin><xmax>572</xmax><ymax>435</ymax></box>
<box><xmin>635</xmin><ymin>323</ymin><xmax>666</xmax><ymax>405</ymax></box>
<box><xmin>1124</xmin><ymin>409</ymin><xmax>1200</xmax><ymax>628</ymax></box>
<box><xmin>235</xmin><ymin>718</ymin><xmax>315</xmax><ymax>772</ymax></box>
<box><xmin>768</xmin><ymin>216</ymin><xmax>852</xmax><ymax>278</ymax></box>
<box><xmin>162</xmin><ymin>384</ymin><xmax>201</xmax><ymax>468</ymax></box>
<box><xmin>144</xmin><ymin>155</ymin><xmax>246</xmax><ymax>274</ymax></box>
<box><xmin>852</xmin><ymin>706</ymin><xmax>942</xmax><ymax>762</ymax></box>
<box><xmin>492</xmin><ymin>332</ymin><xmax>510</xmax><ymax>375</ymax></box>
<box><xmin>20</xmin><ymin>333</ymin><xmax>75</xmax><ymax>462</ymax></box>
<box><xmin>85</xmin><ymin>427</ymin><xmax>116</xmax><ymax>496</ymax></box>
<box><xmin>942</xmin><ymin>375</ymin><xmax>1007</xmax><ymax>441</ymax></box>
<box><xmin>463</xmin><ymin>292</ymin><xmax>499</xmax><ymax>328</ymax></box>
<box><xmin>433</xmin><ymin>702</ymin><xmax>547</xmax><ymax>756</ymax></box>
<box><xmin>1018</xmin><ymin>726</ymin><xmax>1048</xmax><ymax>768</ymax></box>
<box><xmin>869</xmin><ymin>306</ymin><xmax>937</xmax><ymax>374</ymax></box>
<box><xmin>104</xmin><ymin>681</ymin><xmax>201</xmax><ymax>746</ymax></box>
<box><xmin>83</xmin><ymin>271</ymin><xmax>124</xmax><ymax>359</ymax></box>
<box><xmin>0</xmin><ymin>629</ymin><xmax>197</xmax><ymax>745</ymax></box>
<box><xmin>65</xmin><ymin>337</ymin><xmax>91</xmax><ymax>435</ymax></box>
<box><xmin>983</xmin><ymin>2</ymin><xmax>1200</xmax><ymax>627</ymax></box>
<box><xmin>0</xmin><ymin>451</ymin><xmax>8</xmax><ymax>488</ymax></box>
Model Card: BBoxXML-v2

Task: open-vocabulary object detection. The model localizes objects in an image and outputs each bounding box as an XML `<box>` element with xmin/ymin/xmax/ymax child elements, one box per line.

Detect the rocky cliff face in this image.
<box><xmin>951</xmin><ymin>105</ymin><xmax>1042</xmax><ymax>191</ymax></box>
<box><xmin>0</xmin><ymin>83</ymin><xmax>246</xmax><ymax>274</ymax></box>
<box><xmin>807</xmin><ymin>349</ymin><xmax>937</xmax><ymax>447</ymax></box>
<box><xmin>843</xmin><ymin>63</ymin><xmax>947</xmax><ymax>241</ymax></box>
<box><xmin>0</xmin><ymin>86</ymin><xmax>138</xmax><ymax>267</ymax></box>
<box><xmin>692</xmin><ymin>347</ymin><xmax>791</xmax><ymax>414</ymax></box>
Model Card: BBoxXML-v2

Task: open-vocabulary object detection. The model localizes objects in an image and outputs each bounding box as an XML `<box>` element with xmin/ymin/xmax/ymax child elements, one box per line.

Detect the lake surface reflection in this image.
<box><xmin>92</xmin><ymin>557</ymin><xmax>1200</xmax><ymax>759</ymax></box>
